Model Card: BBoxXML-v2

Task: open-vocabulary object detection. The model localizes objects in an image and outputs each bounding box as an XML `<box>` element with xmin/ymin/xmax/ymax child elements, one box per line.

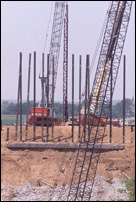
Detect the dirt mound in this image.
<box><xmin>1</xmin><ymin>125</ymin><xmax>135</xmax><ymax>188</ymax></box>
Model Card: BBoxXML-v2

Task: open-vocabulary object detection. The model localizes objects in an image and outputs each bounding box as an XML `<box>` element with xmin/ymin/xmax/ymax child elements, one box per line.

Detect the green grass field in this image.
<box><xmin>1</xmin><ymin>115</ymin><xmax>30</xmax><ymax>126</ymax></box>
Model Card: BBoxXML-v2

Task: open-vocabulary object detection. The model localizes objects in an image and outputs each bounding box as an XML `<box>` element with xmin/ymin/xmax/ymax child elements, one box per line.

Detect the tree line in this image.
<box><xmin>1</xmin><ymin>98</ymin><xmax>135</xmax><ymax>119</ymax></box>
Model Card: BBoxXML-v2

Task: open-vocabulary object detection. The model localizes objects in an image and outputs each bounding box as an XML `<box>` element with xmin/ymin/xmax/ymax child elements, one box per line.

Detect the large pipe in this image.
<box><xmin>87</xmin><ymin>55</ymin><xmax>90</xmax><ymax>142</ymax></box>
<box><xmin>26</xmin><ymin>53</ymin><xmax>31</xmax><ymax>141</ymax></box>
<box><xmin>42</xmin><ymin>53</ymin><xmax>44</xmax><ymax>142</ymax></box>
<box><xmin>7</xmin><ymin>127</ymin><xmax>9</xmax><ymax>141</ymax></box>
<box><xmin>110</xmin><ymin>55</ymin><xmax>113</xmax><ymax>143</ymax></box>
<box><xmin>72</xmin><ymin>54</ymin><xmax>74</xmax><ymax>142</ymax></box>
<box><xmin>47</xmin><ymin>54</ymin><xmax>49</xmax><ymax>142</ymax></box>
<box><xmin>15</xmin><ymin>52</ymin><xmax>21</xmax><ymax>140</ymax></box>
<box><xmin>78</xmin><ymin>55</ymin><xmax>82</xmax><ymax>140</ymax></box>
<box><xmin>52</xmin><ymin>55</ymin><xmax>54</xmax><ymax>141</ymax></box>
<box><xmin>33</xmin><ymin>51</ymin><xmax>36</xmax><ymax>141</ymax></box>
<box><xmin>84</xmin><ymin>56</ymin><xmax>88</xmax><ymax>142</ymax></box>
<box><xmin>123</xmin><ymin>55</ymin><xmax>126</xmax><ymax>143</ymax></box>
<box><xmin>20</xmin><ymin>52</ymin><xmax>22</xmax><ymax>141</ymax></box>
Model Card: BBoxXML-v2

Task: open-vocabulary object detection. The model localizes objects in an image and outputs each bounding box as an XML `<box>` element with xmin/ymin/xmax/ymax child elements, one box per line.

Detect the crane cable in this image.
<box><xmin>38</xmin><ymin>1</ymin><xmax>54</xmax><ymax>78</ymax></box>
<box><xmin>38</xmin><ymin>1</ymin><xmax>54</xmax><ymax>104</ymax></box>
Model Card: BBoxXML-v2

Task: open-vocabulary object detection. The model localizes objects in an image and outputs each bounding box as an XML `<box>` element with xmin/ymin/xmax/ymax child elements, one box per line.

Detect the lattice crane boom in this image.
<box><xmin>48</xmin><ymin>1</ymin><xmax>66</xmax><ymax>105</ymax></box>
<box><xmin>67</xmin><ymin>1</ymin><xmax>133</xmax><ymax>201</ymax></box>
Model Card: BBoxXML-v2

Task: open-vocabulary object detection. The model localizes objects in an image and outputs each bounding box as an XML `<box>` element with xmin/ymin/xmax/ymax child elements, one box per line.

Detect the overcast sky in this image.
<box><xmin>1</xmin><ymin>1</ymin><xmax>135</xmax><ymax>103</ymax></box>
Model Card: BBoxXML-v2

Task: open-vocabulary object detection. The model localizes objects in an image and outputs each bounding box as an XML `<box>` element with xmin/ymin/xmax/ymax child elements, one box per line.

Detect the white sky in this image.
<box><xmin>1</xmin><ymin>1</ymin><xmax>135</xmax><ymax>103</ymax></box>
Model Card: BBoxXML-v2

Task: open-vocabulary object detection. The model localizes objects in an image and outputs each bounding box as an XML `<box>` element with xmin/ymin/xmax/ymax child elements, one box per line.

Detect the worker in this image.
<box><xmin>37</xmin><ymin>176</ymin><xmax>41</xmax><ymax>186</ymax></box>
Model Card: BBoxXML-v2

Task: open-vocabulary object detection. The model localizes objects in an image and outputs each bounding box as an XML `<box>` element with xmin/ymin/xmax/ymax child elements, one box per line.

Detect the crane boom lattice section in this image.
<box><xmin>67</xmin><ymin>1</ymin><xmax>132</xmax><ymax>201</ymax></box>
<box><xmin>48</xmin><ymin>1</ymin><xmax>66</xmax><ymax>105</ymax></box>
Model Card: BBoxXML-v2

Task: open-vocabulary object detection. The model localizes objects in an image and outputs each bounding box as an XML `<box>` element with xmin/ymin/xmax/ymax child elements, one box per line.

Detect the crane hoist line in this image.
<box><xmin>28</xmin><ymin>1</ymin><xmax>67</xmax><ymax>126</ymax></box>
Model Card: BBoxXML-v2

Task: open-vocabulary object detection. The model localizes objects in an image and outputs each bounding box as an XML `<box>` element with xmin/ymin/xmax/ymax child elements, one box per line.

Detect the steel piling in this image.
<box><xmin>87</xmin><ymin>55</ymin><xmax>90</xmax><ymax>142</ymax></box>
<box><xmin>72</xmin><ymin>54</ymin><xmax>74</xmax><ymax>142</ymax></box>
<box><xmin>26</xmin><ymin>53</ymin><xmax>31</xmax><ymax>141</ymax></box>
<box><xmin>78</xmin><ymin>55</ymin><xmax>82</xmax><ymax>140</ymax></box>
<box><xmin>47</xmin><ymin>54</ymin><xmax>49</xmax><ymax>142</ymax></box>
<box><xmin>15</xmin><ymin>52</ymin><xmax>21</xmax><ymax>140</ymax></box>
<box><xmin>42</xmin><ymin>53</ymin><xmax>44</xmax><ymax>142</ymax></box>
<box><xmin>84</xmin><ymin>56</ymin><xmax>88</xmax><ymax>142</ymax></box>
<box><xmin>20</xmin><ymin>52</ymin><xmax>22</xmax><ymax>141</ymax></box>
<box><xmin>110</xmin><ymin>55</ymin><xmax>113</xmax><ymax>143</ymax></box>
<box><xmin>123</xmin><ymin>55</ymin><xmax>126</xmax><ymax>143</ymax></box>
<box><xmin>52</xmin><ymin>56</ymin><xmax>54</xmax><ymax>141</ymax></box>
<box><xmin>33</xmin><ymin>51</ymin><xmax>36</xmax><ymax>141</ymax></box>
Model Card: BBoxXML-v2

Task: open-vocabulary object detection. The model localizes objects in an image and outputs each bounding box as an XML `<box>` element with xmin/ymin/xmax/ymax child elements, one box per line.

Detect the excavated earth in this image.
<box><xmin>1</xmin><ymin>125</ymin><xmax>135</xmax><ymax>201</ymax></box>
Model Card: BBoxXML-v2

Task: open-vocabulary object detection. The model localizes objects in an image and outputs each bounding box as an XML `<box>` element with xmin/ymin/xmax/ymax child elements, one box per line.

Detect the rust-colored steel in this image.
<box><xmin>63</xmin><ymin>3</ymin><xmax>68</xmax><ymax>122</ymax></box>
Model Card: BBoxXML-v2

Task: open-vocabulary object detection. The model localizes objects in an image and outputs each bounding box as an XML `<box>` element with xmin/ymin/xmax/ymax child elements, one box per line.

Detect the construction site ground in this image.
<box><xmin>1</xmin><ymin>125</ymin><xmax>135</xmax><ymax>190</ymax></box>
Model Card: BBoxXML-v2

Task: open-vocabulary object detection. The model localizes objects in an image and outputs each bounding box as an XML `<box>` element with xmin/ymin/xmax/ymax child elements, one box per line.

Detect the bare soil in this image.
<box><xmin>1</xmin><ymin>125</ymin><xmax>135</xmax><ymax>188</ymax></box>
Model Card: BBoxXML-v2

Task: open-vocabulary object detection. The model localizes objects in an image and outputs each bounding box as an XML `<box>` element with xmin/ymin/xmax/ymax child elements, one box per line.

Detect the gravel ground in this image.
<box><xmin>1</xmin><ymin>174</ymin><xmax>129</xmax><ymax>201</ymax></box>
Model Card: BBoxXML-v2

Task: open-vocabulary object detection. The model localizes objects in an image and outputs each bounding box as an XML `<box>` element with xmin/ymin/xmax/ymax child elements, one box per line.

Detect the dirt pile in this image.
<box><xmin>1</xmin><ymin>125</ymin><xmax>135</xmax><ymax>189</ymax></box>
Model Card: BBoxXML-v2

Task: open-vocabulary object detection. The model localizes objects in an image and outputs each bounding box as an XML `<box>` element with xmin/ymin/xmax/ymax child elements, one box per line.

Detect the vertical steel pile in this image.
<box><xmin>47</xmin><ymin>54</ymin><xmax>49</xmax><ymax>142</ymax></box>
<box><xmin>20</xmin><ymin>52</ymin><xmax>22</xmax><ymax>141</ymax></box>
<box><xmin>84</xmin><ymin>57</ymin><xmax>88</xmax><ymax>142</ymax></box>
<box><xmin>15</xmin><ymin>52</ymin><xmax>22</xmax><ymax>140</ymax></box>
<box><xmin>33</xmin><ymin>51</ymin><xmax>36</xmax><ymax>141</ymax></box>
<box><xmin>78</xmin><ymin>55</ymin><xmax>82</xmax><ymax>140</ymax></box>
<box><xmin>72</xmin><ymin>54</ymin><xmax>74</xmax><ymax>142</ymax></box>
<box><xmin>110</xmin><ymin>56</ymin><xmax>113</xmax><ymax>143</ymax></box>
<box><xmin>87</xmin><ymin>55</ymin><xmax>90</xmax><ymax>142</ymax></box>
<box><xmin>26</xmin><ymin>53</ymin><xmax>31</xmax><ymax>141</ymax></box>
<box><xmin>42</xmin><ymin>53</ymin><xmax>44</xmax><ymax>142</ymax></box>
<box><xmin>52</xmin><ymin>56</ymin><xmax>54</xmax><ymax>141</ymax></box>
<box><xmin>123</xmin><ymin>55</ymin><xmax>126</xmax><ymax>143</ymax></box>
<box><xmin>7</xmin><ymin>127</ymin><xmax>9</xmax><ymax>141</ymax></box>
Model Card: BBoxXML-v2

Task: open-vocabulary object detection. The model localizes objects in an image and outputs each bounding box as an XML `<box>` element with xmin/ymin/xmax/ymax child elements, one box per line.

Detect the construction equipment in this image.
<box><xmin>67</xmin><ymin>1</ymin><xmax>133</xmax><ymax>201</ymax></box>
<box><xmin>28</xmin><ymin>1</ymin><xmax>67</xmax><ymax>126</ymax></box>
<box><xmin>68</xmin><ymin>116</ymin><xmax>119</xmax><ymax>127</ymax></box>
<box><xmin>68</xmin><ymin>2</ymin><xmax>120</xmax><ymax>127</ymax></box>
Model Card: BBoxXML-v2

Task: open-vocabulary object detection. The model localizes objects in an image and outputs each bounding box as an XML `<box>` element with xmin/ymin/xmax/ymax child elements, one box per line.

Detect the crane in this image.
<box><xmin>67</xmin><ymin>1</ymin><xmax>133</xmax><ymax>201</ymax></box>
<box><xmin>28</xmin><ymin>1</ymin><xmax>67</xmax><ymax>126</ymax></box>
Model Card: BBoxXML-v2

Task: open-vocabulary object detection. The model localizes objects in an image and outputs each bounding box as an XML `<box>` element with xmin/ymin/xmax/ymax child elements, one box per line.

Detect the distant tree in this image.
<box><xmin>112</xmin><ymin>98</ymin><xmax>135</xmax><ymax>118</ymax></box>
<box><xmin>1</xmin><ymin>101</ymin><xmax>9</xmax><ymax>113</ymax></box>
<box><xmin>4</xmin><ymin>102</ymin><xmax>16</xmax><ymax>115</ymax></box>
